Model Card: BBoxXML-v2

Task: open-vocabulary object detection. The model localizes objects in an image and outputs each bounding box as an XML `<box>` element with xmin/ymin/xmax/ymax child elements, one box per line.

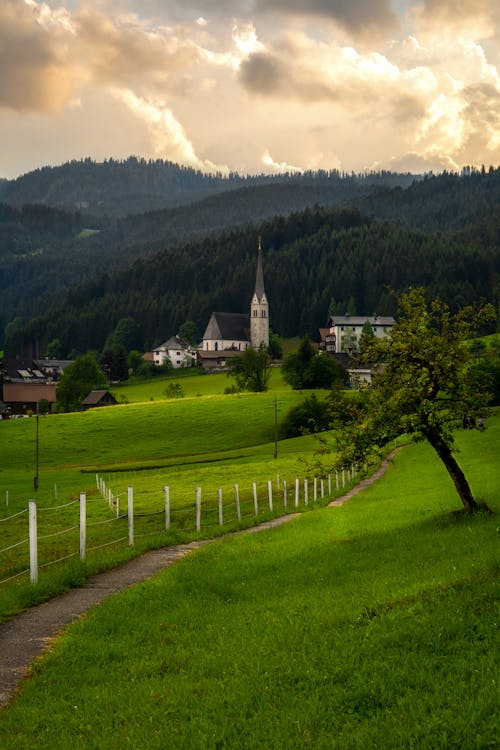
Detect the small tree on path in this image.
<box><xmin>334</xmin><ymin>288</ymin><xmax>494</xmax><ymax>514</ymax></box>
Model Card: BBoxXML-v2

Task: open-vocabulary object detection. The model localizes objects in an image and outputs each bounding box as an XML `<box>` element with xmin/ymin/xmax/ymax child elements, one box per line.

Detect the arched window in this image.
<box><xmin>214</xmin><ymin>342</ymin><xmax>218</xmax><ymax>351</ymax></box>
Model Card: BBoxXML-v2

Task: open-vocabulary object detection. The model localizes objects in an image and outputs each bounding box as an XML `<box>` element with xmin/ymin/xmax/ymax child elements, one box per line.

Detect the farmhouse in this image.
<box><xmin>2</xmin><ymin>383</ymin><xmax>57</xmax><ymax>416</ymax></box>
<box><xmin>153</xmin><ymin>336</ymin><xmax>196</xmax><ymax>368</ymax></box>
<box><xmin>198</xmin><ymin>240</ymin><xmax>269</xmax><ymax>369</ymax></box>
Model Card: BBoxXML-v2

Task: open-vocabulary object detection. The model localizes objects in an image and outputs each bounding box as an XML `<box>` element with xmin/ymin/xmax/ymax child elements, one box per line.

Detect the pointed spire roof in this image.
<box><xmin>254</xmin><ymin>236</ymin><xmax>266</xmax><ymax>301</ymax></box>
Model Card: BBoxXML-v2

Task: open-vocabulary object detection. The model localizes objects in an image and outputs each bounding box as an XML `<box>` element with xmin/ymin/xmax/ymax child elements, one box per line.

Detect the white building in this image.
<box><xmin>321</xmin><ymin>314</ymin><xmax>395</xmax><ymax>354</ymax></box>
<box><xmin>153</xmin><ymin>336</ymin><xmax>196</xmax><ymax>368</ymax></box>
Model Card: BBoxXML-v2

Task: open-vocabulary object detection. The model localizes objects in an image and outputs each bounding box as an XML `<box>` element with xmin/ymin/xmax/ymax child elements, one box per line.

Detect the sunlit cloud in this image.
<box><xmin>0</xmin><ymin>0</ymin><xmax>498</xmax><ymax>178</ymax></box>
<box><xmin>261</xmin><ymin>150</ymin><xmax>304</xmax><ymax>173</ymax></box>
<box><xmin>113</xmin><ymin>88</ymin><xmax>229</xmax><ymax>173</ymax></box>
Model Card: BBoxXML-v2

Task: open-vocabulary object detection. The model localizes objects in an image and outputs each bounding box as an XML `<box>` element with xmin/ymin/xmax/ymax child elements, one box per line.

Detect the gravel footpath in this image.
<box><xmin>0</xmin><ymin>516</ymin><xmax>299</xmax><ymax>708</ymax></box>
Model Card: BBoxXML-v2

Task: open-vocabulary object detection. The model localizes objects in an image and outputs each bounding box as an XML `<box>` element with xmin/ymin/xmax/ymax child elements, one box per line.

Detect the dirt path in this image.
<box><xmin>0</xmin><ymin>451</ymin><xmax>399</xmax><ymax>709</ymax></box>
<box><xmin>328</xmin><ymin>448</ymin><xmax>401</xmax><ymax>507</ymax></box>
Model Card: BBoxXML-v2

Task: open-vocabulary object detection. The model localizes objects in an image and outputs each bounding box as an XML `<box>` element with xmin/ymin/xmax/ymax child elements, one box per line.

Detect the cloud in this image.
<box><xmin>113</xmin><ymin>88</ymin><xmax>229</xmax><ymax>172</ymax></box>
<box><xmin>255</xmin><ymin>0</ymin><xmax>397</xmax><ymax>34</ymax></box>
<box><xmin>261</xmin><ymin>149</ymin><xmax>303</xmax><ymax>173</ymax></box>
<box><xmin>0</xmin><ymin>0</ymin><xmax>82</xmax><ymax>112</ymax></box>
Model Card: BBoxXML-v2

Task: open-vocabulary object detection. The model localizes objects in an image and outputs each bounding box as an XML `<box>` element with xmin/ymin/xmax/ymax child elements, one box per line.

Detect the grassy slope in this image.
<box><xmin>0</xmin><ymin>423</ymin><xmax>497</xmax><ymax>748</ymax></box>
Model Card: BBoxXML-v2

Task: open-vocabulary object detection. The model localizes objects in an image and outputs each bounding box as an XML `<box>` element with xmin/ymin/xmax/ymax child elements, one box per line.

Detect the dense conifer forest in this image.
<box><xmin>1</xmin><ymin>162</ymin><xmax>499</xmax><ymax>357</ymax></box>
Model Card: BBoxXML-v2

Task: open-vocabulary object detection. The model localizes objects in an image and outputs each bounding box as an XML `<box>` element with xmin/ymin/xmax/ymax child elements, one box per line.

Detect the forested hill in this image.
<box><xmin>1</xmin><ymin>157</ymin><xmax>417</xmax><ymax>218</ymax></box>
<box><xmin>353</xmin><ymin>166</ymin><xmax>500</xmax><ymax>233</ymax></box>
<box><xmin>6</xmin><ymin>203</ymin><xmax>499</xmax><ymax>359</ymax></box>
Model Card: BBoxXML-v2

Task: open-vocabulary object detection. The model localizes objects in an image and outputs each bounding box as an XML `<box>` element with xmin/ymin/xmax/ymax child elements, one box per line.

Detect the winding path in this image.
<box><xmin>0</xmin><ymin>450</ymin><xmax>400</xmax><ymax>709</ymax></box>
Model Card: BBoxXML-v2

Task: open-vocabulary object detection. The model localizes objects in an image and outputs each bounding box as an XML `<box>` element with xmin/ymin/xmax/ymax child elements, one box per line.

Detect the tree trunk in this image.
<box><xmin>424</xmin><ymin>427</ymin><xmax>479</xmax><ymax>513</ymax></box>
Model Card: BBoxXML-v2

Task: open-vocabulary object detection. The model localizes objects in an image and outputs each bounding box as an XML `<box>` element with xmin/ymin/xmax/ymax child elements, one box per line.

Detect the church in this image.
<box><xmin>198</xmin><ymin>240</ymin><xmax>269</xmax><ymax>370</ymax></box>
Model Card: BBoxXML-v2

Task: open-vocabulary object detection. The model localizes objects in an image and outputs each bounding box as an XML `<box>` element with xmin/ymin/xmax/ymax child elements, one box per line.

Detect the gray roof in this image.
<box><xmin>327</xmin><ymin>315</ymin><xmax>395</xmax><ymax>327</ymax></box>
<box><xmin>203</xmin><ymin>312</ymin><xmax>250</xmax><ymax>343</ymax></box>
<box><xmin>254</xmin><ymin>242</ymin><xmax>266</xmax><ymax>301</ymax></box>
<box><xmin>154</xmin><ymin>336</ymin><xmax>190</xmax><ymax>352</ymax></box>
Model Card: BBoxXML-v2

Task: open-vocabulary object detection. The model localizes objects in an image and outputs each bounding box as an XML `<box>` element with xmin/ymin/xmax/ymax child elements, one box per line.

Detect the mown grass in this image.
<box><xmin>0</xmin><ymin>387</ymin><xmax>335</xmax><ymax>620</ymax></box>
<box><xmin>0</xmin><ymin>425</ymin><xmax>497</xmax><ymax>748</ymax></box>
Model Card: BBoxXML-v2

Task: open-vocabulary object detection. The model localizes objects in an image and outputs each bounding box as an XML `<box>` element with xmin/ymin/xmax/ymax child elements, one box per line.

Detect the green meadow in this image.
<box><xmin>0</xmin><ymin>417</ymin><xmax>498</xmax><ymax>748</ymax></box>
<box><xmin>0</xmin><ymin>376</ymin><xmax>336</xmax><ymax>620</ymax></box>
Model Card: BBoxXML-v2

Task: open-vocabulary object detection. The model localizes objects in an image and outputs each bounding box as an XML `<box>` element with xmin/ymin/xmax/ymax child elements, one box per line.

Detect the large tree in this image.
<box><xmin>334</xmin><ymin>289</ymin><xmax>494</xmax><ymax>513</ymax></box>
<box><xmin>56</xmin><ymin>354</ymin><xmax>107</xmax><ymax>412</ymax></box>
<box><xmin>282</xmin><ymin>336</ymin><xmax>347</xmax><ymax>390</ymax></box>
<box><xmin>226</xmin><ymin>344</ymin><xmax>270</xmax><ymax>392</ymax></box>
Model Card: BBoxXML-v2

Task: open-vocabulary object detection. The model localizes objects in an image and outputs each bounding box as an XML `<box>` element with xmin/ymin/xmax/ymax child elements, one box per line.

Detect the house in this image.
<box><xmin>34</xmin><ymin>359</ymin><xmax>73</xmax><ymax>381</ymax></box>
<box><xmin>320</xmin><ymin>314</ymin><xmax>395</xmax><ymax>354</ymax></box>
<box><xmin>0</xmin><ymin>357</ymin><xmax>47</xmax><ymax>384</ymax></box>
<box><xmin>200</xmin><ymin>240</ymin><xmax>269</xmax><ymax>366</ymax></box>
<box><xmin>2</xmin><ymin>383</ymin><xmax>57</xmax><ymax>415</ymax></box>
<box><xmin>81</xmin><ymin>390</ymin><xmax>117</xmax><ymax>409</ymax></box>
<box><xmin>153</xmin><ymin>336</ymin><xmax>196</xmax><ymax>368</ymax></box>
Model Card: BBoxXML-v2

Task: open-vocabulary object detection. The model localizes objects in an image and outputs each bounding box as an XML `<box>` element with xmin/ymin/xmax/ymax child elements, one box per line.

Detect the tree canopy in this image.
<box><xmin>282</xmin><ymin>336</ymin><xmax>348</xmax><ymax>390</ymax></box>
<box><xmin>333</xmin><ymin>289</ymin><xmax>495</xmax><ymax>513</ymax></box>
<box><xmin>56</xmin><ymin>354</ymin><xmax>107</xmax><ymax>412</ymax></box>
<box><xmin>226</xmin><ymin>345</ymin><xmax>270</xmax><ymax>392</ymax></box>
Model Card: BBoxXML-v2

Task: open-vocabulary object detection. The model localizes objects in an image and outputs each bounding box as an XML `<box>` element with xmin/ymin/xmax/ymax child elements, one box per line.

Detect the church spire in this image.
<box><xmin>254</xmin><ymin>235</ymin><xmax>265</xmax><ymax>301</ymax></box>
<box><xmin>250</xmin><ymin>236</ymin><xmax>269</xmax><ymax>349</ymax></box>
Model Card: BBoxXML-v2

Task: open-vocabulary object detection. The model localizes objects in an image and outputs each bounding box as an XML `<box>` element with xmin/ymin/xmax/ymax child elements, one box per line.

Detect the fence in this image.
<box><xmin>0</xmin><ymin>465</ymin><xmax>358</xmax><ymax>587</ymax></box>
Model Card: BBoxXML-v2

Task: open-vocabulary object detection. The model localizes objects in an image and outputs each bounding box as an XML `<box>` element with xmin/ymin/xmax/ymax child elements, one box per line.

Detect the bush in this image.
<box><xmin>279</xmin><ymin>394</ymin><xmax>330</xmax><ymax>438</ymax></box>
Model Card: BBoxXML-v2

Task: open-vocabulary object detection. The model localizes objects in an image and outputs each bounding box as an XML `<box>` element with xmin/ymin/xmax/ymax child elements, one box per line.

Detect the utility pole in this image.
<box><xmin>34</xmin><ymin>402</ymin><xmax>39</xmax><ymax>491</ymax></box>
<box><xmin>273</xmin><ymin>394</ymin><xmax>278</xmax><ymax>459</ymax></box>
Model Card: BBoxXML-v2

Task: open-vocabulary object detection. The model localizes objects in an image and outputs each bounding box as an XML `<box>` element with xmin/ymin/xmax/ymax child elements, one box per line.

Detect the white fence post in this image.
<box><xmin>218</xmin><ymin>488</ymin><xmax>223</xmax><ymax>526</ymax></box>
<box><xmin>80</xmin><ymin>492</ymin><xmax>86</xmax><ymax>561</ymax></box>
<box><xmin>321</xmin><ymin>478</ymin><xmax>324</xmax><ymax>499</ymax></box>
<box><xmin>164</xmin><ymin>485</ymin><xmax>170</xmax><ymax>530</ymax></box>
<box><xmin>304</xmin><ymin>479</ymin><xmax>309</xmax><ymax>506</ymax></box>
<box><xmin>335</xmin><ymin>470</ymin><xmax>339</xmax><ymax>491</ymax></box>
<box><xmin>128</xmin><ymin>486</ymin><xmax>134</xmax><ymax>547</ymax></box>
<box><xmin>295</xmin><ymin>478</ymin><xmax>299</xmax><ymax>507</ymax></box>
<box><xmin>342</xmin><ymin>467</ymin><xmax>345</xmax><ymax>488</ymax></box>
<box><xmin>196</xmin><ymin>487</ymin><xmax>202</xmax><ymax>531</ymax></box>
<box><xmin>267</xmin><ymin>480</ymin><xmax>273</xmax><ymax>511</ymax></box>
<box><xmin>29</xmin><ymin>500</ymin><xmax>38</xmax><ymax>584</ymax></box>
<box><xmin>234</xmin><ymin>484</ymin><xmax>241</xmax><ymax>521</ymax></box>
<box><xmin>313</xmin><ymin>477</ymin><xmax>317</xmax><ymax>502</ymax></box>
<box><xmin>253</xmin><ymin>483</ymin><xmax>259</xmax><ymax>516</ymax></box>
<box><xmin>283</xmin><ymin>479</ymin><xmax>287</xmax><ymax>508</ymax></box>
<box><xmin>328</xmin><ymin>474</ymin><xmax>331</xmax><ymax>495</ymax></box>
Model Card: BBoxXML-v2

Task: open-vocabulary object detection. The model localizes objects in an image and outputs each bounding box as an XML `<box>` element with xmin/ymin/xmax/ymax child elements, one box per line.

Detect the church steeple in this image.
<box><xmin>250</xmin><ymin>236</ymin><xmax>269</xmax><ymax>349</ymax></box>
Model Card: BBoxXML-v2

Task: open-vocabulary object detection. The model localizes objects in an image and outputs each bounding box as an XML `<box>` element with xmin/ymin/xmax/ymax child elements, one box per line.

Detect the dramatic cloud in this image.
<box><xmin>254</xmin><ymin>0</ymin><xmax>397</xmax><ymax>33</ymax></box>
<box><xmin>0</xmin><ymin>0</ymin><xmax>82</xmax><ymax>111</ymax></box>
<box><xmin>1</xmin><ymin>0</ymin><xmax>498</xmax><ymax>177</ymax></box>
<box><xmin>113</xmin><ymin>88</ymin><xmax>228</xmax><ymax>172</ymax></box>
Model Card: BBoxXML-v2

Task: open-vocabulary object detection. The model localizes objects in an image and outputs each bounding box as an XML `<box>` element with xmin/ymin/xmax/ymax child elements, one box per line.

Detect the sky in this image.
<box><xmin>1</xmin><ymin>0</ymin><xmax>499</xmax><ymax>179</ymax></box>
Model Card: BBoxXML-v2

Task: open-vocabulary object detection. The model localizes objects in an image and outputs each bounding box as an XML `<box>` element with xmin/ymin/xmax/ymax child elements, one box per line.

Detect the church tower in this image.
<box><xmin>250</xmin><ymin>237</ymin><xmax>269</xmax><ymax>349</ymax></box>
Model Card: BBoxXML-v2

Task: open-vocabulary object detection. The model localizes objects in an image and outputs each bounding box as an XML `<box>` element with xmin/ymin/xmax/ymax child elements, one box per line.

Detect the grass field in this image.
<box><xmin>0</xmin><ymin>383</ymin><xmax>338</xmax><ymax>620</ymax></box>
<box><xmin>0</xmin><ymin>421</ymin><xmax>497</xmax><ymax>748</ymax></box>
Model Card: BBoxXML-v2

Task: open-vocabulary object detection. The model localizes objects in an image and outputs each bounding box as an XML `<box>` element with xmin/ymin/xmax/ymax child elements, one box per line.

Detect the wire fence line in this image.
<box><xmin>0</xmin><ymin>465</ymin><xmax>359</xmax><ymax>587</ymax></box>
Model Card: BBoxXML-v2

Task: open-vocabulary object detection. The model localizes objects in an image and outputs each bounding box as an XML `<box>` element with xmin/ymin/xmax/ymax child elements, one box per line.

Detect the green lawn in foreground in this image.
<box><xmin>0</xmin><ymin>424</ymin><xmax>497</xmax><ymax>748</ymax></box>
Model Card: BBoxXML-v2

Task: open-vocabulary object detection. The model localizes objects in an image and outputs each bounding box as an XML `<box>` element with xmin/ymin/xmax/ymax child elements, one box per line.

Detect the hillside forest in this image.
<box><xmin>1</xmin><ymin>161</ymin><xmax>499</xmax><ymax>358</ymax></box>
